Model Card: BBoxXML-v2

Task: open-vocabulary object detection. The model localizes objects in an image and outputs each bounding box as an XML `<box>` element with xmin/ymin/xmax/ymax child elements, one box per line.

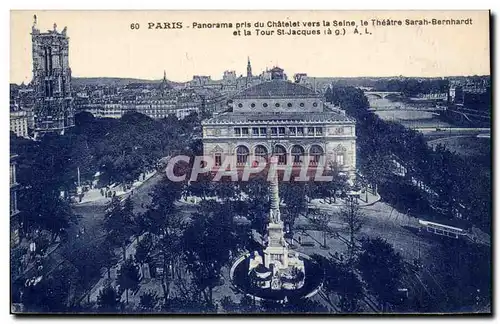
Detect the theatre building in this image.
<box><xmin>201</xmin><ymin>67</ymin><xmax>356</xmax><ymax>180</ymax></box>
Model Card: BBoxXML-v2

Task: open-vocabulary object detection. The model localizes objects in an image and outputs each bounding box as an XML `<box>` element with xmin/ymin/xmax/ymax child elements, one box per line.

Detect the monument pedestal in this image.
<box><xmin>264</xmin><ymin>221</ymin><xmax>289</xmax><ymax>269</ymax></box>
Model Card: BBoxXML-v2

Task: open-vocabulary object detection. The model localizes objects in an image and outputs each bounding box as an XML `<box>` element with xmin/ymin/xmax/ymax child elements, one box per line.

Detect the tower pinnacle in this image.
<box><xmin>247</xmin><ymin>56</ymin><xmax>252</xmax><ymax>78</ymax></box>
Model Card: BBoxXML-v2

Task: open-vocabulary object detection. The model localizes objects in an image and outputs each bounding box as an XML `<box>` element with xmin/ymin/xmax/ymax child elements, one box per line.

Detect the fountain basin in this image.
<box><xmin>230</xmin><ymin>251</ymin><xmax>324</xmax><ymax>302</ymax></box>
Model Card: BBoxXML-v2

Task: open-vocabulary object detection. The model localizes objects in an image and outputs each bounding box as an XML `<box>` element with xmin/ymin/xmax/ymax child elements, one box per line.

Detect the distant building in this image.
<box><xmin>10</xmin><ymin>109</ymin><xmax>29</xmax><ymax>138</ymax></box>
<box><xmin>202</xmin><ymin>67</ymin><xmax>357</xmax><ymax>181</ymax></box>
<box><xmin>223</xmin><ymin>70</ymin><xmax>237</xmax><ymax>84</ymax></box>
<box><xmin>159</xmin><ymin>70</ymin><xmax>173</xmax><ymax>95</ymax></box>
<box><xmin>13</xmin><ymin>84</ymin><xmax>36</xmax><ymax>129</ymax></box>
<box><xmin>449</xmin><ymin>86</ymin><xmax>464</xmax><ymax>104</ymax></box>
<box><xmin>77</xmin><ymin>89</ymin><xmax>201</xmax><ymax>120</ymax></box>
<box><xmin>31</xmin><ymin>16</ymin><xmax>74</xmax><ymax>138</ymax></box>
<box><xmin>294</xmin><ymin>73</ymin><xmax>309</xmax><ymax>84</ymax></box>
<box><xmin>417</xmin><ymin>93</ymin><xmax>448</xmax><ymax>100</ymax></box>
<box><xmin>10</xmin><ymin>154</ymin><xmax>21</xmax><ymax>246</ymax></box>
<box><xmin>191</xmin><ymin>75</ymin><xmax>212</xmax><ymax>87</ymax></box>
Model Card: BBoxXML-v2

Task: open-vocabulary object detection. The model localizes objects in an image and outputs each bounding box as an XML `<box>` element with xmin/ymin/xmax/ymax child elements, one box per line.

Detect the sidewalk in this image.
<box><xmin>308</xmin><ymin>190</ymin><xmax>381</xmax><ymax>211</ymax></box>
<box><xmin>76</xmin><ymin>170</ymin><xmax>157</xmax><ymax>205</ymax></box>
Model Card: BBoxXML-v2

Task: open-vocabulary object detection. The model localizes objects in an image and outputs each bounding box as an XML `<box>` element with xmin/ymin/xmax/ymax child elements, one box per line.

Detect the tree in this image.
<box><xmin>103</xmin><ymin>196</ymin><xmax>135</xmax><ymax>259</ymax></box>
<box><xmin>320</xmin><ymin>163</ymin><xmax>349</xmax><ymax>203</ymax></box>
<box><xmin>336</xmin><ymin>269</ymin><xmax>364</xmax><ymax>312</ymax></box>
<box><xmin>238</xmin><ymin>295</ymin><xmax>261</xmax><ymax>313</ymax></box>
<box><xmin>163</xmin><ymin>295</ymin><xmax>215</xmax><ymax>314</ymax></box>
<box><xmin>99</xmin><ymin>240</ymin><xmax>119</xmax><ymax>280</ymax></box>
<box><xmin>187</xmin><ymin>172</ymin><xmax>214</xmax><ymax>201</ymax></box>
<box><xmin>117</xmin><ymin>257</ymin><xmax>141</xmax><ymax>304</ymax></box>
<box><xmin>242</xmin><ymin>175</ymin><xmax>270</xmax><ymax>235</ymax></box>
<box><xmin>339</xmin><ymin>195</ymin><xmax>364</xmax><ymax>266</ymax></box>
<box><xmin>357</xmin><ymin>237</ymin><xmax>405</xmax><ymax>312</ymax></box>
<box><xmin>320</xmin><ymin>256</ymin><xmax>364</xmax><ymax>313</ymax></box>
<box><xmin>282</xmin><ymin>296</ymin><xmax>329</xmax><ymax>313</ymax></box>
<box><xmin>97</xmin><ymin>284</ymin><xmax>122</xmax><ymax>312</ymax></box>
<box><xmin>135</xmin><ymin>233</ymin><xmax>153</xmax><ymax>278</ymax></box>
<box><xmin>139</xmin><ymin>290</ymin><xmax>159</xmax><ymax>311</ymax></box>
<box><xmin>280</xmin><ymin>181</ymin><xmax>308</xmax><ymax>234</ymax></box>
<box><xmin>213</xmin><ymin>180</ymin><xmax>239</xmax><ymax>205</ymax></box>
<box><xmin>145</xmin><ymin>178</ymin><xmax>185</xmax><ymax>302</ymax></box>
<box><xmin>219</xmin><ymin>296</ymin><xmax>239</xmax><ymax>313</ymax></box>
<box><xmin>21</xmin><ymin>264</ymin><xmax>73</xmax><ymax>312</ymax></box>
<box><xmin>183</xmin><ymin>206</ymin><xmax>237</xmax><ymax>305</ymax></box>
<box><xmin>63</xmin><ymin>240</ymin><xmax>108</xmax><ymax>299</ymax></box>
<box><xmin>309</xmin><ymin>211</ymin><xmax>331</xmax><ymax>248</ymax></box>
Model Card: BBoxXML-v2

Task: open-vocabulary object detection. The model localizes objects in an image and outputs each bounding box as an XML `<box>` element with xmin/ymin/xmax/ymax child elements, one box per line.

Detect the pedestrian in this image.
<box><xmin>298</xmin><ymin>236</ymin><xmax>302</xmax><ymax>245</ymax></box>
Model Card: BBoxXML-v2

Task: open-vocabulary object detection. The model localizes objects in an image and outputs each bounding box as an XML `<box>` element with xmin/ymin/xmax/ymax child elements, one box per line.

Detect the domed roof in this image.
<box><xmin>233</xmin><ymin>81</ymin><xmax>320</xmax><ymax>99</ymax></box>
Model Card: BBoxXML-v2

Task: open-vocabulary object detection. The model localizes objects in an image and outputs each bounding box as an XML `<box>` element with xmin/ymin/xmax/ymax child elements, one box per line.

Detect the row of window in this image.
<box><xmin>234</xmin><ymin>126</ymin><xmax>323</xmax><ymax>137</ymax></box>
<box><xmin>10</xmin><ymin>164</ymin><xmax>16</xmax><ymax>186</ymax></box>
<box><xmin>237</xmin><ymin>102</ymin><xmax>319</xmax><ymax>108</ymax></box>
<box><xmin>214</xmin><ymin>152</ymin><xmax>344</xmax><ymax>166</ymax></box>
<box><xmin>212</xmin><ymin>144</ymin><xmax>345</xmax><ymax>167</ymax></box>
<box><xmin>10</xmin><ymin>191</ymin><xmax>18</xmax><ymax>216</ymax></box>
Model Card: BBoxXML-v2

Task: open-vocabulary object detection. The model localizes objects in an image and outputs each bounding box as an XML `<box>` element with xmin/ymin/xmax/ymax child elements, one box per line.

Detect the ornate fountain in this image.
<box><xmin>230</xmin><ymin>156</ymin><xmax>321</xmax><ymax>302</ymax></box>
<box><xmin>247</xmin><ymin>156</ymin><xmax>305</xmax><ymax>291</ymax></box>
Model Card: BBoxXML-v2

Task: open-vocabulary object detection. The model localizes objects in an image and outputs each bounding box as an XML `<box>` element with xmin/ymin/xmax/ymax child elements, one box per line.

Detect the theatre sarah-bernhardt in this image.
<box><xmin>201</xmin><ymin>67</ymin><xmax>356</xmax><ymax>181</ymax></box>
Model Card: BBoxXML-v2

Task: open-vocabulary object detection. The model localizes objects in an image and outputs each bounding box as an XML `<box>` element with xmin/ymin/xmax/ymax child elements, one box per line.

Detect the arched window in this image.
<box><xmin>291</xmin><ymin>145</ymin><xmax>305</xmax><ymax>165</ymax></box>
<box><xmin>310</xmin><ymin>145</ymin><xmax>324</xmax><ymax>164</ymax></box>
<box><xmin>236</xmin><ymin>145</ymin><xmax>249</xmax><ymax>165</ymax></box>
<box><xmin>254</xmin><ymin>145</ymin><xmax>268</xmax><ymax>159</ymax></box>
<box><xmin>274</xmin><ymin>145</ymin><xmax>287</xmax><ymax>165</ymax></box>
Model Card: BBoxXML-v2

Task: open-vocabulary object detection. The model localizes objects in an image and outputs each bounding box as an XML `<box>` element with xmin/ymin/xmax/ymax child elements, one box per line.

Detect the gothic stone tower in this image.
<box><xmin>31</xmin><ymin>16</ymin><xmax>74</xmax><ymax>138</ymax></box>
<box><xmin>247</xmin><ymin>56</ymin><xmax>253</xmax><ymax>79</ymax></box>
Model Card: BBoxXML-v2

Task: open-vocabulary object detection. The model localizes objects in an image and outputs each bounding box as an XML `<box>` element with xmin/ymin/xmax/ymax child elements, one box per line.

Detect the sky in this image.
<box><xmin>10</xmin><ymin>10</ymin><xmax>490</xmax><ymax>84</ymax></box>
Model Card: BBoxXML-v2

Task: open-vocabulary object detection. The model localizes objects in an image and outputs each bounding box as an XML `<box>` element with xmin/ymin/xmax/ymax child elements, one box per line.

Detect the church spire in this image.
<box><xmin>160</xmin><ymin>70</ymin><xmax>169</xmax><ymax>95</ymax></box>
<box><xmin>247</xmin><ymin>56</ymin><xmax>252</xmax><ymax>79</ymax></box>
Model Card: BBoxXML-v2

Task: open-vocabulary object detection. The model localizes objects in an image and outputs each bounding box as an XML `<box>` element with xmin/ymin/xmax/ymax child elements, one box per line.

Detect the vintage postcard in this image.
<box><xmin>9</xmin><ymin>10</ymin><xmax>491</xmax><ymax>314</ymax></box>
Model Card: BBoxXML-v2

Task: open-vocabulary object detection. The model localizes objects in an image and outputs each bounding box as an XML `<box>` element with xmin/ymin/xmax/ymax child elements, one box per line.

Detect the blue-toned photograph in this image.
<box><xmin>9</xmin><ymin>10</ymin><xmax>491</xmax><ymax>315</ymax></box>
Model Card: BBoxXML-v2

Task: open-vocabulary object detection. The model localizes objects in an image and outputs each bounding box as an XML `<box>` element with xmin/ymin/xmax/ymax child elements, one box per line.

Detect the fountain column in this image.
<box><xmin>264</xmin><ymin>156</ymin><xmax>289</xmax><ymax>270</ymax></box>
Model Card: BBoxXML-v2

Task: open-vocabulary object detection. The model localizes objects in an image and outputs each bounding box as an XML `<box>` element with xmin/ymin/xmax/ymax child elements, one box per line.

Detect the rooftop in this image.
<box><xmin>203</xmin><ymin>111</ymin><xmax>355</xmax><ymax>125</ymax></box>
<box><xmin>233</xmin><ymin>81</ymin><xmax>320</xmax><ymax>99</ymax></box>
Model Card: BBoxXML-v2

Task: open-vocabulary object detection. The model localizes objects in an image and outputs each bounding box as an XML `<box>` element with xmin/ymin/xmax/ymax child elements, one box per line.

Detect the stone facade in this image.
<box><xmin>202</xmin><ymin>72</ymin><xmax>357</xmax><ymax>180</ymax></box>
<box><xmin>10</xmin><ymin>154</ymin><xmax>20</xmax><ymax>246</ymax></box>
<box><xmin>31</xmin><ymin>18</ymin><xmax>74</xmax><ymax>138</ymax></box>
<box><xmin>10</xmin><ymin>109</ymin><xmax>29</xmax><ymax>138</ymax></box>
